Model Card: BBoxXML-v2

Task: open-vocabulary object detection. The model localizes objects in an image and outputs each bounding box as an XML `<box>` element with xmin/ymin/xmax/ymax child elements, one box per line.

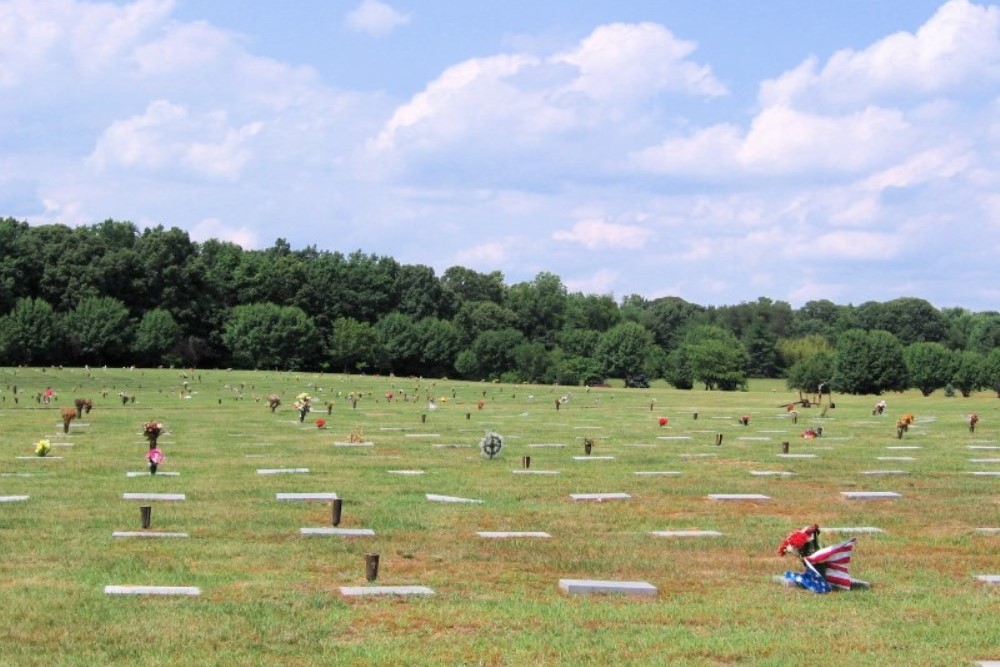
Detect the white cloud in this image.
<box><xmin>345</xmin><ymin>0</ymin><xmax>410</xmax><ymax>37</ymax></box>
<box><xmin>760</xmin><ymin>0</ymin><xmax>1000</xmax><ymax>109</ymax></box>
<box><xmin>552</xmin><ymin>219</ymin><xmax>652</xmax><ymax>250</ymax></box>
<box><xmin>89</xmin><ymin>100</ymin><xmax>262</xmax><ymax>180</ymax></box>
<box><xmin>565</xmin><ymin>269</ymin><xmax>618</xmax><ymax>295</ymax></box>
<box><xmin>552</xmin><ymin>22</ymin><xmax>726</xmax><ymax>103</ymax></box>
<box><xmin>453</xmin><ymin>241</ymin><xmax>513</xmax><ymax>268</ymax></box>
<box><xmin>633</xmin><ymin>105</ymin><xmax>911</xmax><ymax>177</ymax></box>
<box><xmin>190</xmin><ymin>217</ymin><xmax>259</xmax><ymax>248</ymax></box>
<box><xmin>367</xmin><ymin>21</ymin><xmax>723</xmax><ymax>172</ymax></box>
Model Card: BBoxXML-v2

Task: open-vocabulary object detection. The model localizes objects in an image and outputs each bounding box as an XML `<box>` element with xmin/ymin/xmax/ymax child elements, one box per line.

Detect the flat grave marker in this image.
<box><xmin>976</xmin><ymin>528</ymin><xmax>1000</xmax><ymax>534</ymax></box>
<box><xmin>841</xmin><ymin>491</ymin><xmax>902</xmax><ymax>500</ymax></box>
<box><xmin>112</xmin><ymin>531</ymin><xmax>189</xmax><ymax>538</ymax></box>
<box><xmin>126</xmin><ymin>471</ymin><xmax>181</xmax><ymax>477</ymax></box>
<box><xmin>572</xmin><ymin>456</ymin><xmax>615</xmax><ymax>461</ymax></box>
<box><xmin>976</xmin><ymin>575</ymin><xmax>1000</xmax><ymax>585</ymax></box>
<box><xmin>777</xmin><ymin>454</ymin><xmax>816</xmax><ymax>459</ymax></box>
<box><xmin>633</xmin><ymin>471</ymin><xmax>682</xmax><ymax>476</ymax></box>
<box><xmin>333</xmin><ymin>441</ymin><xmax>374</xmax><ymax>447</ymax></box>
<box><xmin>426</xmin><ymin>493</ymin><xmax>483</xmax><ymax>504</ymax></box>
<box><xmin>387</xmin><ymin>470</ymin><xmax>425</xmax><ymax>475</ymax></box>
<box><xmin>649</xmin><ymin>530</ymin><xmax>722</xmax><ymax>538</ymax></box>
<box><xmin>15</xmin><ymin>456</ymin><xmax>63</xmax><ymax>460</ymax></box>
<box><xmin>861</xmin><ymin>470</ymin><xmax>908</xmax><ymax>475</ymax></box>
<box><xmin>104</xmin><ymin>585</ymin><xmax>200</xmax><ymax>596</ymax></box>
<box><xmin>340</xmin><ymin>586</ymin><xmax>434</xmax><ymax>598</ymax></box>
<box><xmin>877</xmin><ymin>456</ymin><xmax>916</xmax><ymax>461</ymax></box>
<box><xmin>708</xmin><ymin>493</ymin><xmax>771</xmax><ymax>501</ymax></box>
<box><xmin>276</xmin><ymin>492</ymin><xmax>337</xmax><ymax>502</ymax></box>
<box><xmin>969</xmin><ymin>459</ymin><xmax>1000</xmax><ymax>463</ymax></box>
<box><xmin>0</xmin><ymin>495</ymin><xmax>29</xmax><ymax>503</ymax></box>
<box><xmin>558</xmin><ymin>579</ymin><xmax>657</xmax><ymax>597</ymax></box>
<box><xmin>122</xmin><ymin>493</ymin><xmax>185</xmax><ymax>501</ymax></box>
<box><xmin>970</xmin><ymin>471</ymin><xmax>1000</xmax><ymax>476</ymax></box>
<box><xmin>476</xmin><ymin>531</ymin><xmax>550</xmax><ymax>539</ymax></box>
<box><xmin>570</xmin><ymin>492</ymin><xmax>631</xmax><ymax>502</ymax></box>
<box><xmin>300</xmin><ymin>527</ymin><xmax>375</xmax><ymax>537</ymax></box>
<box><xmin>749</xmin><ymin>471</ymin><xmax>794</xmax><ymax>477</ymax></box>
<box><xmin>511</xmin><ymin>469</ymin><xmax>560</xmax><ymax>475</ymax></box>
<box><xmin>257</xmin><ymin>468</ymin><xmax>310</xmax><ymax>475</ymax></box>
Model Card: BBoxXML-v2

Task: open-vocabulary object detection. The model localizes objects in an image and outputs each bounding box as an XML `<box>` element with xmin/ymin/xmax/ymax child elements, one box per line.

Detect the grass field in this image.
<box><xmin>1</xmin><ymin>366</ymin><xmax>998</xmax><ymax>666</ymax></box>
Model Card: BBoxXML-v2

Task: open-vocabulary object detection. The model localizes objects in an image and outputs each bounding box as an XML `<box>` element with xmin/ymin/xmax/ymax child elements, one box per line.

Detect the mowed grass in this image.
<box><xmin>0</xmin><ymin>367</ymin><xmax>998</xmax><ymax>666</ymax></box>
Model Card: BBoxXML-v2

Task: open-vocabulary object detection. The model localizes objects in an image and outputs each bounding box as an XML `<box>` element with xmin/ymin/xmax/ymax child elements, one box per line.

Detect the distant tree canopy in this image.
<box><xmin>0</xmin><ymin>216</ymin><xmax>997</xmax><ymax>393</ymax></box>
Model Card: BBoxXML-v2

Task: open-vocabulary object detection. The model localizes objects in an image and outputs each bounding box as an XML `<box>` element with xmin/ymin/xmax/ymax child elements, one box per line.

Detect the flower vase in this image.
<box><xmin>149</xmin><ymin>461</ymin><xmax>158</xmax><ymax>475</ymax></box>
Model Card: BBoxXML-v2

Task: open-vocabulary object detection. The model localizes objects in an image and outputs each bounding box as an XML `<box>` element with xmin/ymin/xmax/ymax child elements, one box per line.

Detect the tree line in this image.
<box><xmin>1</xmin><ymin>217</ymin><xmax>999</xmax><ymax>395</ymax></box>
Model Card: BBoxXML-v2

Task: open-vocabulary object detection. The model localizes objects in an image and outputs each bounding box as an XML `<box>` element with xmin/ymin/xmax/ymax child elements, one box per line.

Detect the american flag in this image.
<box><xmin>805</xmin><ymin>537</ymin><xmax>857</xmax><ymax>590</ymax></box>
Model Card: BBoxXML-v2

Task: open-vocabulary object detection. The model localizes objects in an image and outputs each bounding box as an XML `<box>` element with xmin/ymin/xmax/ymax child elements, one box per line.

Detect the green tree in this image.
<box><xmin>785</xmin><ymin>351</ymin><xmax>834</xmax><ymax>394</ymax></box>
<box><xmin>328</xmin><ymin>317</ymin><xmax>378</xmax><ymax>373</ymax></box>
<box><xmin>663</xmin><ymin>346</ymin><xmax>694</xmax><ymax>390</ymax></box>
<box><xmin>640</xmin><ymin>296</ymin><xmax>705</xmax><ymax>351</ymax></box>
<box><xmin>0</xmin><ymin>297</ymin><xmax>61</xmax><ymax>365</ymax></box>
<box><xmin>681</xmin><ymin>325</ymin><xmax>748</xmax><ymax>390</ymax></box>
<box><xmin>512</xmin><ymin>341</ymin><xmax>551</xmax><ymax>383</ymax></box>
<box><xmin>985</xmin><ymin>348</ymin><xmax>1000</xmax><ymax>397</ymax></box>
<box><xmin>222</xmin><ymin>303</ymin><xmax>318</xmax><ymax>370</ymax></box>
<box><xmin>967</xmin><ymin>313</ymin><xmax>1000</xmax><ymax>355</ymax></box>
<box><xmin>595</xmin><ymin>322</ymin><xmax>654</xmax><ymax>382</ymax></box>
<box><xmin>373</xmin><ymin>312</ymin><xmax>421</xmax><ymax>375</ymax></box>
<box><xmin>563</xmin><ymin>293</ymin><xmax>621</xmax><ymax>332</ymax></box>
<box><xmin>904</xmin><ymin>342</ymin><xmax>955</xmax><ymax>396</ymax></box>
<box><xmin>832</xmin><ymin>329</ymin><xmax>907</xmax><ymax>395</ymax></box>
<box><xmin>505</xmin><ymin>272</ymin><xmax>567</xmax><ymax>347</ymax></box>
<box><xmin>776</xmin><ymin>334</ymin><xmax>833</xmax><ymax>369</ymax></box>
<box><xmin>416</xmin><ymin>318</ymin><xmax>462</xmax><ymax>377</ymax></box>
<box><xmin>440</xmin><ymin>266</ymin><xmax>505</xmax><ymax>305</ymax></box>
<box><xmin>951</xmin><ymin>350</ymin><xmax>986</xmax><ymax>397</ymax></box>
<box><xmin>132</xmin><ymin>308</ymin><xmax>183</xmax><ymax>367</ymax></box>
<box><xmin>743</xmin><ymin>319</ymin><xmax>780</xmax><ymax>378</ymax></box>
<box><xmin>394</xmin><ymin>264</ymin><xmax>447</xmax><ymax>320</ymax></box>
<box><xmin>856</xmin><ymin>298</ymin><xmax>947</xmax><ymax>345</ymax></box>
<box><xmin>458</xmin><ymin>328</ymin><xmax>526</xmax><ymax>380</ymax></box>
<box><xmin>62</xmin><ymin>296</ymin><xmax>133</xmax><ymax>365</ymax></box>
<box><xmin>452</xmin><ymin>300</ymin><xmax>520</xmax><ymax>346</ymax></box>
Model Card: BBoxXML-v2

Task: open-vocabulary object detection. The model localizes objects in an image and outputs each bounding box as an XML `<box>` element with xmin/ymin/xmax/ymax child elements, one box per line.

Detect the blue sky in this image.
<box><xmin>2</xmin><ymin>0</ymin><xmax>999</xmax><ymax>311</ymax></box>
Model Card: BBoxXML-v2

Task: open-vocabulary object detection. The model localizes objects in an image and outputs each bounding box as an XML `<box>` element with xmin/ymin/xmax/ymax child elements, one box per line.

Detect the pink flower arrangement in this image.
<box><xmin>802</xmin><ymin>428</ymin><xmax>818</xmax><ymax>440</ymax></box>
<box><xmin>146</xmin><ymin>447</ymin><xmax>164</xmax><ymax>474</ymax></box>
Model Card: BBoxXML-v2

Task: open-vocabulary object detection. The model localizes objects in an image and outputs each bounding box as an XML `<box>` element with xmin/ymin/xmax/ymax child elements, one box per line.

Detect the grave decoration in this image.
<box><xmin>777</xmin><ymin>524</ymin><xmax>868</xmax><ymax>593</ymax></box>
<box><xmin>267</xmin><ymin>394</ymin><xmax>281</xmax><ymax>413</ymax></box>
<box><xmin>74</xmin><ymin>398</ymin><xmax>93</xmax><ymax>418</ymax></box>
<box><xmin>316</xmin><ymin>418</ymin><xmax>326</xmax><ymax>429</ymax></box>
<box><xmin>61</xmin><ymin>407</ymin><xmax>76</xmax><ymax>434</ymax></box>
<box><xmin>147</xmin><ymin>448</ymin><xmax>164</xmax><ymax>474</ymax></box>
<box><xmin>479</xmin><ymin>432</ymin><xmax>504</xmax><ymax>459</ymax></box>
<box><xmin>802</xmin><ymin>428</ymin><xmax>818</xmax><ymax>440</ymax></box>
<box><xmin>658</xmin><ymin>417</ymin><xmax>668</xmax><ymax>427</ymax></box>
<box><xmin>969</xmin><ymin>413</ymin><xmax>979</xmax><ymax>433</ymax></box>
<box><xmin>34</xmin><ymin>439</ymin><xmax>51</xmax><ymax>457</ymax></box>
<box><xmin>293</xmin><ymin>394</ymin><xmax>312</xmax><ymax>423</ymax></box>
<box><xmin>739</xmin><ymin>415</ymin><xmax>751</xmax><ymax>426</ymax></box>
<box><xmin>143</xmin><ymin>421</ymin><xmax>164</xmax><ymax>449</ymax></box>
